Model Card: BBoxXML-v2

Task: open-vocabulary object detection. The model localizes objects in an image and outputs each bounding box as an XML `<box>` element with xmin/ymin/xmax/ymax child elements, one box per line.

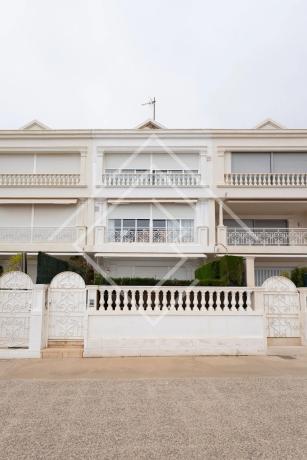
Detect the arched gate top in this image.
<box><xmin>0</xmin><ymin>271</ymin><xmax>33</xmax><ymax>290</ymax></box>
<box><xmin>50</xmin><ymin>271</ymin><xmax>85</xmax><ymax>289</ymax></box>
<box><xmin>261</xmin><ymin>276</ymin><xmax>297</xmax><ymax>292</ymax></box>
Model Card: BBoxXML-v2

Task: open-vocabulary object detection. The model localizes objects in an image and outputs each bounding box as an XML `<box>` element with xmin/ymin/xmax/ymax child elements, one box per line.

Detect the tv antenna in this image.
<box><xmin>142</xmin><ymin>97</ymin><xmax>157</xmax><ymax>120</ymax></box>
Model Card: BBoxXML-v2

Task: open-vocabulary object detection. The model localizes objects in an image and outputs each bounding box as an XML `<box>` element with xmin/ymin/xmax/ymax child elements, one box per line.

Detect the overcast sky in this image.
<box><xmin>0</xmin><ymin>0</ymin><xmax>306</xmax><ymax>129</ymax></box>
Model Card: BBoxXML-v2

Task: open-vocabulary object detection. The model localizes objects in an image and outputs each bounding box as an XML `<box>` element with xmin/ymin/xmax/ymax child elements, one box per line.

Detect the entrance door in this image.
<box><xmin>48</xmin><ymin>271</ymin><xmax>86</xmax><ymax>340</ymax></box>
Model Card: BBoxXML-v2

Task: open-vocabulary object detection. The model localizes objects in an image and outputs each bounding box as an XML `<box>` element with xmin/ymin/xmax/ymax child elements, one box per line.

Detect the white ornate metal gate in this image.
<box><xmin>48</xmin><ymin>271</ymin><xmax>86</xmax><ymax>340</ymax></box>
<box><xmin>0</xmin><ymin>271</ymin><xmax>33</xmax><ymax>348</ymax></box>
<box><xmin>262</xmin><ymin>276</ymin><xmax>300</xmax><ymax>338</ymax></box>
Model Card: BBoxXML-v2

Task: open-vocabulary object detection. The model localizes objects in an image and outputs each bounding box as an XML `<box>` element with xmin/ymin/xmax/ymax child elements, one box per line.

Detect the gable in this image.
<box><xmin>255</xmin><ymin>119</ymin><xmax>285</xmax><ymax>130</ymax></box>
<box><xmin>20</xmin><ymin>120</ymin><xmax>50</xmax><ymax>130</ymax></box>
<box><xmin>135</xmin><ymin>119</ymin><xmax>166</xmax><ymax>130</ymax></box>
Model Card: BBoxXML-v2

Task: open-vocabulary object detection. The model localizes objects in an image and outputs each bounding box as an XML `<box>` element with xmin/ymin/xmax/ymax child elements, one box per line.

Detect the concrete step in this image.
<box><xmin>42</xmin><ymin>347</ymin><xmax>84</xmax><ymax>359</ymax></box>
<box><xmin>47</xmin><ymin>340</ymin><xmax>83</xmax><ymax>348</ymax></box>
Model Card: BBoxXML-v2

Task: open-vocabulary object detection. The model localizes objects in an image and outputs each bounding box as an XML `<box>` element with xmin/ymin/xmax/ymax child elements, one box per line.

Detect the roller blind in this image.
<box><xmin>36</xmin><ymin>154</ymin><xmax>80</xmax><ymax>174</ymax></box>
<box><xmin>273</xmin><ymin>153</ymin><xmax>307</xmax><ymax>173</ymax></box>
<box><xmin>231</xmin><ymin>153</ymin><xmax>271</xmax><ymax>173</ymax></box>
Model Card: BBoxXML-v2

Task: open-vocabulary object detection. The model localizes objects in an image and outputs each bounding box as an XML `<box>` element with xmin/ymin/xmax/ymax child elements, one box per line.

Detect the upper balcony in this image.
<box><xmin>0</xmin><ymin>173</ymin><xmax>80</xmax><ymax>187</ymax></box>
<box><xmin>0</xmin><ymin>149</ymin><xmax>87</xmax><ymax>195</ymax></box>
<box><xmin>218</xmin><ymin>151</ymin><xmax>307</xmax><ymax>198</ymax></box>
<box><xmin>101</xmin><ymin>172</ymin><xmax>201</xmax><ymax>188</ymax></box>
<box><xmin>224</xmin><ymin>173</ymin><xmax>307</xmax><ymax>188</ymax></box>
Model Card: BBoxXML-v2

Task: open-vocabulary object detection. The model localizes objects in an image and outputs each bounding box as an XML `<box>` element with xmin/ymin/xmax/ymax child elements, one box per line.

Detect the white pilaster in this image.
<box><xmin>80</xmin><ymin>149</ymin><xmax>88</xmax><ymax>185</ymax></box>
<box><xmin>245</xmin><ymin>256</ymin><xmax>255</xmax><ymax>287</ymax></box>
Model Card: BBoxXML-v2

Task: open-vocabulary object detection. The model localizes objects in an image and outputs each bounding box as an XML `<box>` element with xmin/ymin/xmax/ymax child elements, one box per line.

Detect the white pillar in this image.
<box><xmin>217</xmin><ymin>200</ymin><xmax>226</xmax><ymax>246</ymax></box>
<box><xmin>245</xmin><ymin>256</ymin><xmax>255</xmax><ymax>287</ymax></box>
<box><xmin>29</xmin><ymin>285</ymin><xmax>48</xmax><ymax>355</ymax></box>
<box><xmin>199</xmin><ymin>150</ymin><xmax>207</xmax><ymax>186</ymax></box>
<box><xmin>96</xmin><ymin>149</ymin><xmax>104</xmax><ymax>186</ymax></box>
<box><xmin>218</xmin><ymin>200</ymin><xmax>224</xmax><ymax>226</ymax></box>
<box><xmin>80</xmin><ymin>149</ymin><xmax>88</xmax><ymax>185</ymax></box>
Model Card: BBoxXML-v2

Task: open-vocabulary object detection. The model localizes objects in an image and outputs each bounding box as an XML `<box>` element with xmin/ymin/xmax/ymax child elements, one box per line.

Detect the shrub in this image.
<box><xmin>291</xmin><ymin>267</ymin><xmax>307</xmax><ymax>287</ymax></box>
<box><xmin>195</xmin><ymin>255</ymin><xmax>245</xmax><ymax>287</ymax></box>
<box><xmin>195</xmin><ymin>260</ymin><xmax>220</xmax><ymax>281</ymax></box>
<box><xmin>68</xmin><ymin>256</ymin><xmax>94</xmax><ymax>285</ymax></box>
<box><xmin>220</xmin><ymin>255</ymin><xmax>244</xmax><ymax>286</ymax></box>
<box><xmin>5</xmin><ymin>253</ymin><xmax>23</xmax><ymax>273</ymax></box>
<box><xmin>93</xmin><ymin>275</ymin><xmax>193</xmax><ymax>286</ymax></box>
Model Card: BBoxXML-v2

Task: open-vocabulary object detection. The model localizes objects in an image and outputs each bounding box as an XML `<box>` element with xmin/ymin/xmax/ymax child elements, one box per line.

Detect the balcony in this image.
<box><xmin>107</xmin><ymin>228</ymin><xmax>195</xmax><ymax>243</ymax></box>
<box><xmin>101</xmin><ymin>172</ymin><xmax>201</xmax><ymax>187</ymax></box>
<box><xmin>224</xmin><ymin>173</ymin><xmax>307</xmax><ymax>187</ymax></box>
<box><xmin>0</xmin><ymin>174</ymin><xmax>81</xmax><ymax>187</ymax></box>
<box><xmin>0</xmin><ymin>227</ymin><xmax>87</xmax><ymax>250</ymax></box>
<box><xmin>226</xmin><ymin>227</ymin><xmax>307</xmax><ymax>246</ymax></box>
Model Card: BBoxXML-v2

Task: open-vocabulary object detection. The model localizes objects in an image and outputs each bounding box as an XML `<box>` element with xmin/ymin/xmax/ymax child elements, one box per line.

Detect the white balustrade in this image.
<box><xmin>98</xmin><ymin>286</ymin><xmax>253</xmax><ymax>312</ymax></box>
<box><xmin>107</xmin><ymin>228</ymin><xmax>194</xmax><ymax>243</ymax></box>
<box><xmin>227</xmin><ymin>227</ymin><xmax>307</xmax><ymax>246</ymax></box>
<box><xmin>0</xmin><ymin>174</ymin><xmax>80</xmax><ymax>186</ymax></box>
<box><xmin>0</xmin><ymin>227</ymin><xmax>78</xmax><ymax>243</ymax></box>
<box><xmin>224</xmin><ymin>173</ymin><xmax>307</xmax><ymax>187</ymax></box>
<box><xmin>102</xmin><ymin>173</ymin><xmax>201</xmax><ymax>187</ymax></box>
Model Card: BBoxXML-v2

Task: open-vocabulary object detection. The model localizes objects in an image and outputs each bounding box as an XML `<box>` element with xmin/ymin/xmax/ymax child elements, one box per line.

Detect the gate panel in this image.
<box><xmin>262</xmin><ymin>276</ymin><xmax>300</xmax><ymax>338</ymax></box>
<box><xmin>48</xmin><ymin>272</ymin><xmax>86</xmax><ymax>340</ymax></box>
<box><xmin>0</xmin><ymin>272</ymin><xmax>33</xmax><ymax>347</ymax></box>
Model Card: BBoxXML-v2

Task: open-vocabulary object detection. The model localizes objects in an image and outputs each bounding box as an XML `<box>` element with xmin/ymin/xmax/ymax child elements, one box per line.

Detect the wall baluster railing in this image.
<box><xmin>224</xmin><ymin>173</ymin><xmax>307</xmax><ymax>187</ymax></box>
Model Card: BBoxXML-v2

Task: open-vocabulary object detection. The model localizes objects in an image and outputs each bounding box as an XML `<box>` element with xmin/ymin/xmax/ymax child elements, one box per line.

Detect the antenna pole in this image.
<box><xmin>153</xmin><ymin>97</ymin><xmax>156</xmax><ymax>120</ymax></box>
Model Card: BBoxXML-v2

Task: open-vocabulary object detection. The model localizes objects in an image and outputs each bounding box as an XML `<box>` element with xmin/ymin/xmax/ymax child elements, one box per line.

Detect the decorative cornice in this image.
<box><xmin>1</xmin><ymin>129</ymin><xmax>307</xmax><ymax>140</ymax></box>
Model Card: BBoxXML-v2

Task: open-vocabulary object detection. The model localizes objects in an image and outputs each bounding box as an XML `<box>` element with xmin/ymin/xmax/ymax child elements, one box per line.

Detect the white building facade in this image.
<box><xmin>0</xmin><ymin>118</ymin><xmax>306</xmax><ymax>286</ymax></box>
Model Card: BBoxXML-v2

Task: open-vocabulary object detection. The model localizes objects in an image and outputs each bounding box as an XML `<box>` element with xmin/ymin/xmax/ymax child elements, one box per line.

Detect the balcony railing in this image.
<box><xmin>227</xmin><ymin>227</ymin><xmax>307</xmax><ymax>246</ymax></box>
<box><xmin>224</xmin><ymin>173</ymin><xmax>307</xmax><ymax>187</ymax></box>
<box><xmin>0</xmin><ymin>174</ymin><xmax>80</xmax><ymax>187</ymax></box>
<box><xmin>102</xmin><ymin>173</ymin><xmax>201</xmax><ymax>187</ymax></box>
<box><xmin>107</xmin><ymin>228</ymin><xmax>194</xmax><ymax>243</ymax></box>
<box><xmin>0</xmin><ymin>227</ymin><xmax>78</xmax><ymax>243</ymax></box>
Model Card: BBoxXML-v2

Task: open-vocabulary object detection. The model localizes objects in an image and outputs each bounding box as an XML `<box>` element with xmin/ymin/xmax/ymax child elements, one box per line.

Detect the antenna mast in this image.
<box><xmin>142</xmin><ymin>97</ymin><xmax>157</xmax><ymax>120</ymax></box>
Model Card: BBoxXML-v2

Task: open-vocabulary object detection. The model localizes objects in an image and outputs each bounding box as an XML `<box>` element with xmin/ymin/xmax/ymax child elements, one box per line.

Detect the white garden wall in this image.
<box><xmin>84</xmin><ymin>311</ymin><xmax>265</xmax><ymax>357</ymax></box>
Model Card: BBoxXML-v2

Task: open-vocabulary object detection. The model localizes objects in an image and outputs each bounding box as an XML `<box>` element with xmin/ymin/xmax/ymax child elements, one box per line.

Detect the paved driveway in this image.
<box><xmin>0</xmin><ymin>355</ymin><xmax>307</xmax><ymax>459</ymax></box>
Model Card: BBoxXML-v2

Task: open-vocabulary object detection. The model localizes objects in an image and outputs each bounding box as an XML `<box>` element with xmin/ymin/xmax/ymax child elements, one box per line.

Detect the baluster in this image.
<box><xmin>169</xmin><ymin>289</ymin><xmax>175</xmax><ymax>310</ymax></box>
<box><xmin>237</xmin><ymin>291</ymin><xmax>244</xmax><ymax>311</ymax></box>
<box><xmin>177</xmin><ymin>290</ymin><xmax>184</xmax><ymax>310</ymax></box>
<box><xmin>245</xmin><ymin>291</ymin><xmax>252</xmax><ymax>310</ymax></box>
<box><xmin>216</xmin><ymin>290</ymin><xmax>221</xmax><ymax>310</ymax></box>
<box><xmin>208</xmin><ymin>291</ymin><xmax>214</xmax><ymax>310</ymax></box>
<box><xmin>122</xmin><ymin>289</ymin><xmax>128</xmax><ymax>311</ymax></box>
<box><xmin>106</xmin><ymin>288</ymin><xmax>112</xmax><ymax>310</ymax></box>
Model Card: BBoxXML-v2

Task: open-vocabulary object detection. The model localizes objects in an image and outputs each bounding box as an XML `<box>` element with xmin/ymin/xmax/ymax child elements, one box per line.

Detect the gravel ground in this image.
<box><xmin>0</xmin><ymin>376</ymin><xmax>307</xmax><ymax>460</ymax></box>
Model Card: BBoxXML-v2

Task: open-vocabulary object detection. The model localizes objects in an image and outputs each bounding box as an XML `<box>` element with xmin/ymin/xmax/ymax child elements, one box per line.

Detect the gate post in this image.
<box><xmin>28</xmin><ymin>285</ymin><xmax>48</xmax><ymax>356</ymax></box>
<box><xmin>298</xmin><ymin>288</ymin><xmax>307</xmax><ymax>345</ymax></box>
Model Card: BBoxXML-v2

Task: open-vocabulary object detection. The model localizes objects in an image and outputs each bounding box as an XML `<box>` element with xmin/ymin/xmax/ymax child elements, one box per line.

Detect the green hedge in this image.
<box><xmin>94</xmin><ymin>274</ymin><xmax>193</xmax><ymax>286</ymax></box>
<box><xmin>291</xmin><ymin>267</ymin><xmax>307</xmax><ymax>287</ymax></box>
<box><xmin>195</xmin><ymin>255</ymin><xmax>245</xmax><ymax>287</ymax></box>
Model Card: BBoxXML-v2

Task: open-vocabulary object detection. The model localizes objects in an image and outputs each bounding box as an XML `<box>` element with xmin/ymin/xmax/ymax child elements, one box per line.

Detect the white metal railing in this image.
<box><xmin>102</xmin><ymin>173</ymin><xmax>201</xmax><ymax>187</ymax></box>
<box><xmin>227</xmin><ymin>227</ymin><xmax>307</xmax><ymax>246</ymax></box>
<box><xmin>107</xmin><ymin>228</ymin><xmax>194</xmax><ymax>243</ymax></box>
<box><xmin>224</xmin><ymin>173</ymin><xmax>307</xmax><ymax>187</ymax></box>
<box><xmin>98</xmin><ymin>286</ymin><xmax>253</xmax><ymax>312</ymax></box>
<box><xmin>0</xmin><ymin>174</ymin><xmax>80</xmax><ymax>186</ymax></box>
<box><xmin>0</xmin><ymin>227</ymin><xmax>77</xmax><ymax>243</ymax></box>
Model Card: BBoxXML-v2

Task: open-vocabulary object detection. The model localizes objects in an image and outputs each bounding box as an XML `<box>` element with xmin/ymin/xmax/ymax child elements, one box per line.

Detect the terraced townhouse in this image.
<box><xmin>0</xmin><ymin>117</ymin><xmax>306</xmax><ymax>286</ymax></box>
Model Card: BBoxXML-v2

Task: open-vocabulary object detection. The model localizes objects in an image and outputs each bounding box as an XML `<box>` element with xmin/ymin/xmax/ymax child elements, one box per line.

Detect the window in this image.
<box><xmin>108</xmin><ymin>219</ymin><xmax>194</xmax><ymax>243</ymax></box>
<box><xmin>224</xmin><ymin>219</ymin><xmax>288</xmax><ymax>229</ymax></box>
<box><xmin>231</xmin><ymin>152</ymin><xmax>307</xmax><ymax>173</ymax></box>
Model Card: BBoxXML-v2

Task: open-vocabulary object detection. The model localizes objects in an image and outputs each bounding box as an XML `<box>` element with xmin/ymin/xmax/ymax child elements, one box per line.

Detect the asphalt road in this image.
<box><xmin>0</xmin><ymin>356</ymin><xmax>307</xmax><ymax>459</ymax></box>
